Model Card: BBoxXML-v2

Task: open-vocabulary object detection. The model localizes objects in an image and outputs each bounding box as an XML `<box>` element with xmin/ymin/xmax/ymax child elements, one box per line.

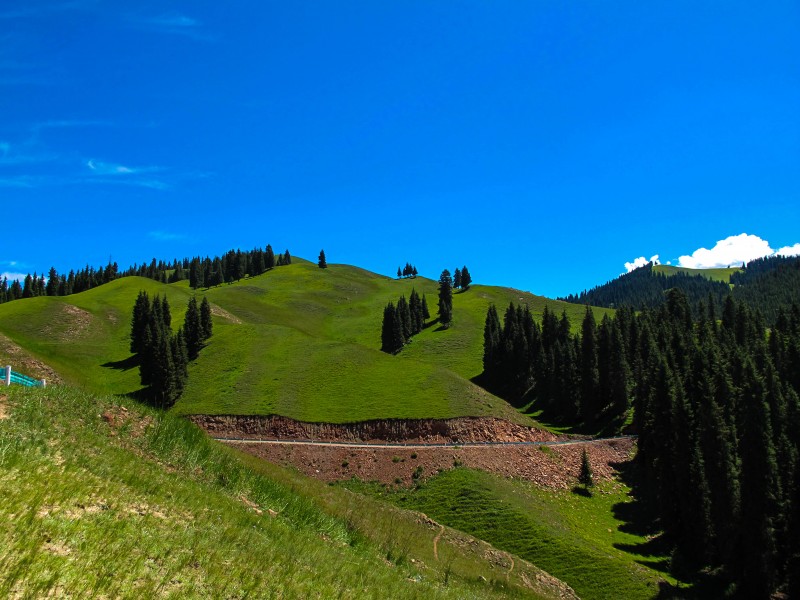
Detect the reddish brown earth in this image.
<box><xmin>189</xmin><ymin>414</ymin><xmax>560</xmax><ymax>444</ymax></box>
<box><xmin>191</xmin><ymin>415</ymin><xmax>634</xmax><ymax>488</ymax></box>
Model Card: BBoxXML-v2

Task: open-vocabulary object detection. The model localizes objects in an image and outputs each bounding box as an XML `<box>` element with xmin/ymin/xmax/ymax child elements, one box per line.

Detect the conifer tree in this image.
<box><xmin>580</xmin><ymin>306</ymin><xmax>599</xmax><ymax>423</ymax></box>
<box><xmin>318</xmin><ymin>249</ymin><xmax>327</xmax><ymax>269</ymax></box>
<box><xmin>397</xmin><ymin>295</ymin><xmax>413</xmax><ymax>340</ymax></box>
<box><xmin>130</xmin><ymin>290</ymin><xmax>151</xmax><ymax>354</ymax></box>
<box><xmin>483</xmin><ymin>304</ymin><xmax>502</xmax><ymax>382</ymax></box>
<box><xmin>461</xmin><ymin>266</ymin><xmax>472</xmax><ymax>289</ymax></box>
<box><xmin>454</xmin><ymin>268</ymin><xmax>462</xmax><ymax>289</ymax></box>
<box><xmin>200</xmin><ymin>296</ymin><xmax>213</xmax><ymax>341</ymax></box>
<box><xmin>265</xmin><ymin>245</ymin><xmax>276</xmax><ymax>269</ymax></box>
<box><xmin>283</xmin><ymin>250</ymin><xmax>291</xmax><ymax>264</ymax></box>
<box><xmin>579</xmin><ymin>448</ymin><xmax>594</xmax><ymax>489</ymax></box>
<box><xmin>438</xmin><ymin>269</ymin><xmax>453</xmax><ymax>328</ymax></box>
<box><xmin>184</xmin><ymin>296</ymin><xmax>202</xmax><ymax>359</ymax></box>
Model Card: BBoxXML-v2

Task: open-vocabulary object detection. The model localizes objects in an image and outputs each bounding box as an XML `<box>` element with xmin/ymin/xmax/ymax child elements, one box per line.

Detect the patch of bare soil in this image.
<box><xmin>210</xmin><ymin>305</ymin><xmax>242</xmax><ymax>324</ymax></box>
<box><xmin>0</xmin><ymin>333</ymin><xmax>63</xmax><ymax>385</ymax></box>
<box><xmin>101</xmin><ymin>405</ymin><xmax>153</xmax><ymax>438</ymax></box>
<box><xmin>0</xmin><ymin>394</ymin><xmax>9</xmax><ymax>420</ymax></box>
<box><xmin>190</xmin><ymin>414</ymin><xmax>558</xmax><ymax>444</ymax></box>
<box><xmin>41</xmin><ymin>304</ymin><xmax>93</xmax><ymax>341</ymax></box>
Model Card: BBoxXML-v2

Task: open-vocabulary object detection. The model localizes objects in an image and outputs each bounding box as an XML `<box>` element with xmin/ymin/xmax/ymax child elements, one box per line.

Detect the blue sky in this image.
<box><xmin>2</xmin><ymin>1</ymin><xmax>798</xmax><ymax>297</ymax></box>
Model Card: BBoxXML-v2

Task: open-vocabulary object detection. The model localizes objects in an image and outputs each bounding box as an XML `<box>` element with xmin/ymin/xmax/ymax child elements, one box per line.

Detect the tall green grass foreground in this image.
<box><xmin>0</xmin><ymin>387</ymin><xmax>547</xmax><ymax>599</ymax></box>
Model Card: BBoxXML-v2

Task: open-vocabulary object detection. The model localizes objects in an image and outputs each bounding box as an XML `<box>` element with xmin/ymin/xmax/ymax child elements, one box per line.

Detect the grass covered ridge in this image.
<box><xmin>0</xmin><ymin>386</ymin><xmax>569</xmax><ymax>599</ymax></box>
<box><xmin>0</xmin><ymin>261</ymin><xmax>611</xmax><ymax>423</ymax></box>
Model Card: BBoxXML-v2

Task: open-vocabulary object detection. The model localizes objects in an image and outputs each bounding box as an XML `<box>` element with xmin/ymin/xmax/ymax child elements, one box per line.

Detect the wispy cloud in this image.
<box><xmin>132</xmin><ymin>12</ymin><xmax>214</xmax><ymax>41</ymax></box>
<box><xmin>84</xmin><ymin>159</ymin><xmax>168</xmax><ymax>188</ymax></box>
<box><xmin>0</xmin><ymin>272</ymin><xmax>27</xmax><ymax>282</ymax></box>
<box><xmin>148</xmin><ymin>230</ymin><xmax>186</xmax><ymax>242</ymax></box>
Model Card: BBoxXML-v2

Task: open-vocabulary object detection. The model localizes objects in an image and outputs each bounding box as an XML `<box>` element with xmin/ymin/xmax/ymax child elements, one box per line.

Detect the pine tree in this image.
<box><xmin>130</xmin><ymin>291</ymin><xmax>151</xmax><ymax>354</ymax></box>
<box><xmin>184</xmin><ymin>296</ymin><xmax>202</xmax><ymax>359</ymax></box>
<box><xmin>397</xmin><ymin>295</ymin><xmax>413</xmax><ymax>340</ymax></box>
<box><xmin>579</xmin><ymin>449</ymin><xmax>594</xmax><ymax>488</ymax></box>
<box><xmin>454</xmin><ymin>268</ymin><xmax>462</xmax><ymax>289</ymax></box>
<box><xmin>381</xmin><ymin>303</ymin><xmax>397</xmax><ymax>353</ymax></box>
<box><xmin>461</xmin><ymin>266</ymin><xmax>472</xmax><ymax>289</ymax></box>
<box><xmin>580</xmin><ymin>306</ymin><xmax>599</xmax><ymax>423</ymax></box>
<box><xmin>483</xmin><ymin>304</ymin><xmax>502</xmax><ymax>383</ymax></box>
<box><xmin>318</xmin><ymin>249</ymin><xmax>327</xmax><ymax>269</ymax></box>
<box><xmin>438</xmin><ymin>269</ymin><xmax>454</xmax><ymax>328</ymax></box>
<box><xmin>265</xmin><ymin>245</ymin><xmax>276</xmax><ymax>269</ymax></box>
<box><xmin>200</xmin><ymin>296</ymin><xmax>213</xmax><ymax>341</ymax></box>
<box><xmin>283</xmin><ymin>250</ymin><xmax>291</xmax><ymax>265</ymax></box>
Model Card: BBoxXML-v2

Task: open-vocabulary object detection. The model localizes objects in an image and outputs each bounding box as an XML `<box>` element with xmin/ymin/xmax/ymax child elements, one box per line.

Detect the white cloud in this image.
<box><xmin>1</xmin><ymin>272</ymin><xmax>26</xmax><ymax>282</ymax></box>
<box><xmin>624</xmin><ymin>254</ymin><xmax>660</xmax><ymax>273</ymax></box>
<box><xmin>86</xmin><ymin>159</ymin><xmax>136</xmax><ymax>174</ymax></box>
<box><xmin>678</xmin><ymin>233</ymin><xmax>775</xmax><ymax>269</ymax></box>
<box><xmin>776</xmin><ymin>243</ymin><xmax>800</xmax><ymax>257</ymax></box>
<box><xmin>148</xmin><ymin>230</ymin><xmax>186</xmax><ymax>241</ymax></box>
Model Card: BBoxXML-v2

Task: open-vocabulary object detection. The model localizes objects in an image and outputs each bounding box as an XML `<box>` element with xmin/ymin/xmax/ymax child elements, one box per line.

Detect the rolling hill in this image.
<box><xmin>0</xmin><ymin>259</ymin><xmax>612</xmax><ymax>424</ymax></box>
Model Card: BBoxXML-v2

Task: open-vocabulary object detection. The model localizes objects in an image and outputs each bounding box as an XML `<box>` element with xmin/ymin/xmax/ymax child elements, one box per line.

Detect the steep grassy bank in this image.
<box><xmin>343</xmin><ymin>468</ymin><xmax>678</xmax><ymax>600</ymax></box>
<box><xmin>0</xmin><ymin>386</ymin><xmax>569</xmax><ymax>599</ymax></box>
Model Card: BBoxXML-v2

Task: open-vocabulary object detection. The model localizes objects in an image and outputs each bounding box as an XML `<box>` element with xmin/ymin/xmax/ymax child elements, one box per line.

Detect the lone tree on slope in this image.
<box><xmin>579</xmin><ymin>448</ymin><xmax>594</xmax><ymax>490</ymax></box>
<box><xmin>438</xmin><ymin>269</ymin><xmax>453</xmax><ymax>328</ymax></box>
<box><xmin>318</xmin><ymin>249</ymin><xmax>327</xmax><ymax>269</ymax></box>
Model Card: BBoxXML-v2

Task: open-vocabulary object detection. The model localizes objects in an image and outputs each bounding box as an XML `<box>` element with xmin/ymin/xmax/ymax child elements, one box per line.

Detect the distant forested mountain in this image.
<box><xmin>560</xmin><ymin>263</ymin><xmax>730</xmax><ymax>312</ymax></box>
<box><xmin>561</xmin><ymin>256</ymin><xmax>800</xmax><ymax>325</ymax></box>
<box><xmin>730</xmin><ymin>255</ymin><xmax>800</xmax><ymax>324</ymax></box>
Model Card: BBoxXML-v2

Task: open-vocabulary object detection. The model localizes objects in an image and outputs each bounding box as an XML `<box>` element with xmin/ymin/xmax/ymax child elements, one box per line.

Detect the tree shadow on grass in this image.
<box><xmin>571</xmin><ymin>485</ymin><xmax>592</xmax><ymax>497</ymax></box>
<box><xmin>101</xmin><ymin>355</ymin><xmax>139</xmax><ymax>371</ymax></box>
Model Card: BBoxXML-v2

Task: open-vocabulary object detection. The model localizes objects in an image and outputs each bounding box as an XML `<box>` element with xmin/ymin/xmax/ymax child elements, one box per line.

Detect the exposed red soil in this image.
<box><xmin>191</xmin><ymin>415</ymin><xmax>634</xmax><ymax>489</ymax></box>
<box><xmin>189</xmin><ymin>414</ymin><xmax>559</xmax><ymax>444</ymax></box>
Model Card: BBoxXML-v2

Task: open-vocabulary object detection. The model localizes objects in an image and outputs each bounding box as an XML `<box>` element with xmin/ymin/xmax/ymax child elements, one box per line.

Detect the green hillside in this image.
<box><xmin>0</xmin><ymin>261</ymin><xmax>611</xmax><ymax>423</ymax></box>
<box><xmin>0</xmin><ymin>386</ymin><xmax>567</xmax><ymax>599</ymax></box>
<box><xmin>653</xmin><ymin>264</ymin><xmax>740</xmax><ymax>283</ymax></box>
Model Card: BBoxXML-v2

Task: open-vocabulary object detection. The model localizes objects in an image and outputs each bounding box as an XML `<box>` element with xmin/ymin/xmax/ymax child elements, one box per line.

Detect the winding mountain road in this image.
<box><xmin>212</xmin><ymin>434</ymin><xmax>636</xmax><ymax>449</ymax></box>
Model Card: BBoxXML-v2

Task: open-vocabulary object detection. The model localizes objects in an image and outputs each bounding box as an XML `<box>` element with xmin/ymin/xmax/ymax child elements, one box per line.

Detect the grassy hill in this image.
<box><xmin>0</xmin><ymin>260</ymin><xmax>612</xmax><ymax>424</ymax></box>
<box><xmin>0</xmin><ymin>385</ymin><xmax>570</xmax><ymax>599</ymax></box>
<box><xmin>653</xmin><ymin>264</ymin><xmax>740</xmax><ymax>283</ymax></box>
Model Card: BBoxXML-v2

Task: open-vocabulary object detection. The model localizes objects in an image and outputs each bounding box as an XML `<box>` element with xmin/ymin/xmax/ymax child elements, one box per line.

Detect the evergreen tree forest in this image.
<box><xmin>380</xmin><ymin>289</ymin><xmax>429</xmax><ymax>354</ymax></box>
<box><xmin>0</xmin><ymin>243</ymin><xmax>291</xmax><ymax>305</ymax></box>
<box><xmin>561</xmin><ymin>256</ymin><xmax>800</xmax><ymax>326</ymax></box>
<box><xmin>130</xmin><ymin>292</ymin><xmax>212</xmax><ymax>408</ymax></box>
<box><xmin>482</xmin><ymin>291</ymin><xmax>800</xmax><ymax>597</ymax></box>
<box><xmin>560</xmin><ymin>262</ymin><xmax>730</xmax><ymax>314</ymax></box>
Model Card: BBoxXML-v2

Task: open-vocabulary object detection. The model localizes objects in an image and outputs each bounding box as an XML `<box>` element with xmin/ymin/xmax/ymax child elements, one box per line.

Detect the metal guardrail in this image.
<box><xmin>3</xmin><ymin>365</ymin><xmax>46</xmax><ymax>388</ymax></box>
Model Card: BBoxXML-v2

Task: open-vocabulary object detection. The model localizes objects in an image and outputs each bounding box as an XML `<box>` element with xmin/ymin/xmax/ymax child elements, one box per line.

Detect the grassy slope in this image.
<box><xmin>0</xmin><ymin>261</ymin><xmax>611</xmax><ymax>423</ymax></box>
<box><xmin>1</xmin><ymin>386</ymin><xmax>563</xmax><ymax>599</ymax></box>
<box><xmin>653</xmin><ymin>264</ymin><xmax>740</xmax><ymax>283</ymax></box>
<box><xmin>344</xmin><ymin>468</ymin><xmax>675</xmax><ymax>600</ymax></box>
